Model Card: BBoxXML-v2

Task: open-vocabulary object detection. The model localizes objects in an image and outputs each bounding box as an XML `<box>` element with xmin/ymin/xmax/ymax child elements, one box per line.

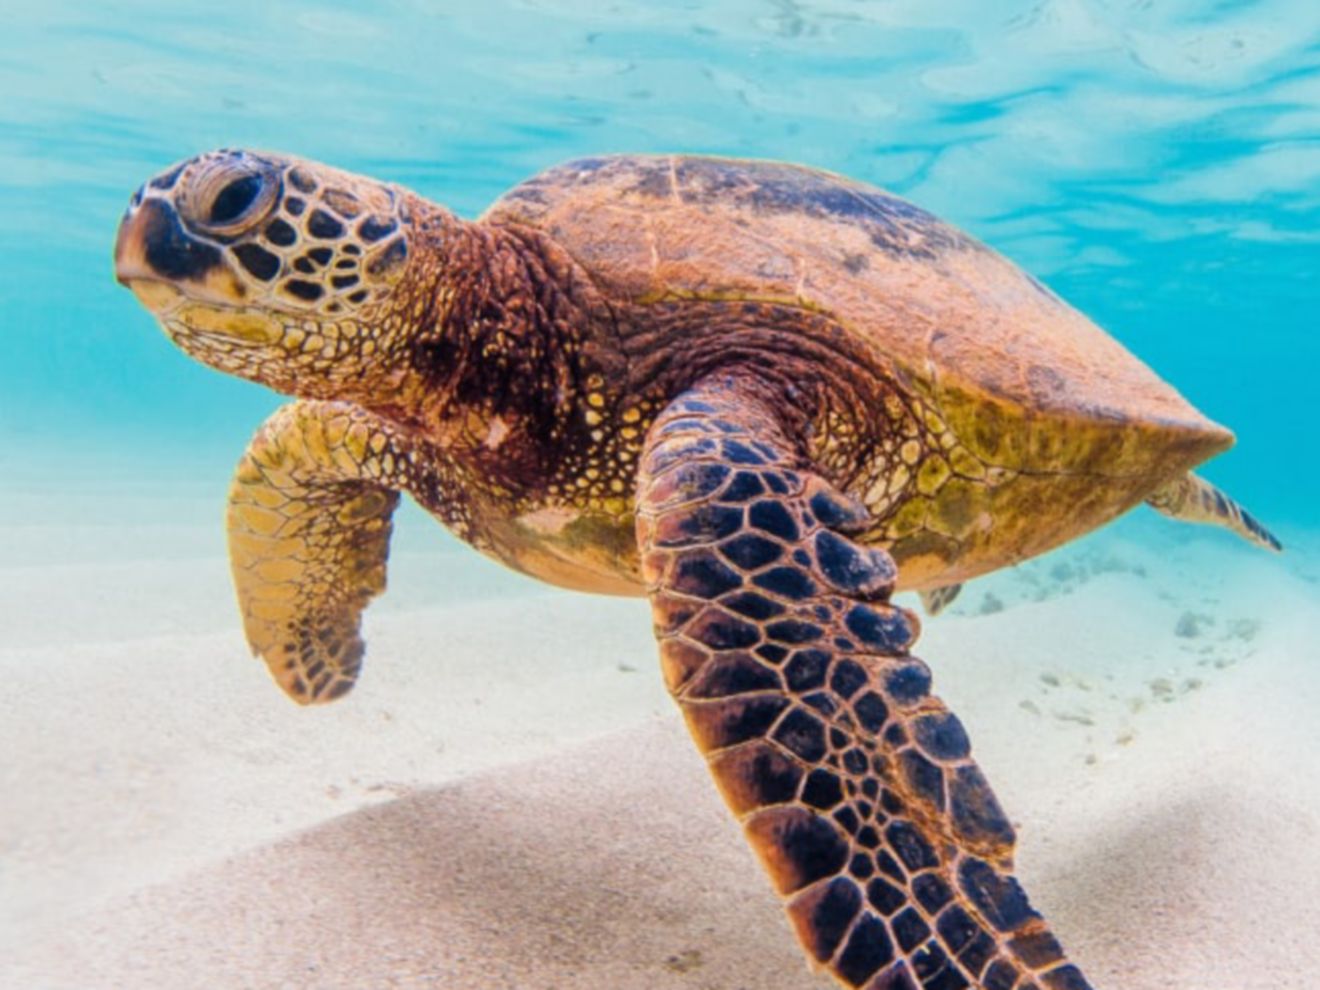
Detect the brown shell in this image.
<box><xmin>484</xmin><ymin>154</ymin><xmax>1232</xmax><ymax>476</ymax></box>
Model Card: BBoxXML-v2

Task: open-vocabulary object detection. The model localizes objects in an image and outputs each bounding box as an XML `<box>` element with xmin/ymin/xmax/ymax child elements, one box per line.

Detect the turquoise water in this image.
<box><xmin>2</xmin><ymin>0</ymin><xmax>1317</xmax><ymax>532</ymax></box>
<box><xmin>3</xmin><ymin>5</ymin><xmax>1319</xmax><ymax>986</ymax></box>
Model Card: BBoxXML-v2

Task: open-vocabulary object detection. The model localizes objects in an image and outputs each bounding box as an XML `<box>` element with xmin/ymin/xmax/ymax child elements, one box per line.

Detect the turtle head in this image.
<box><xmin>114</xmin><ymin>149</ymin><xmax>442</xmax><ymax>397</ymax></box>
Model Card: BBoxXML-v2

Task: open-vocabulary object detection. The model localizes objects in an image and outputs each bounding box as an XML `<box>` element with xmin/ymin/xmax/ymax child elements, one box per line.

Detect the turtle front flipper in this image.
<box><xmin>228</xmin><ymin>400</ymin><xmax>423</xmax><ymax>704</ymax></box>
<box><xmin>637</xmin><ymin>374</ymin><xmax>1093</xmax><ymax>990</ymax></box>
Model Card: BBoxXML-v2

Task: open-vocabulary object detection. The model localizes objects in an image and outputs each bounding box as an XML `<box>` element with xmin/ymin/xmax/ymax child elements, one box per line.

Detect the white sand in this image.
<box><xmin>2</xmin><ymin>482</ymin><xmax>1318</xmax><ymax>989</ymax></box>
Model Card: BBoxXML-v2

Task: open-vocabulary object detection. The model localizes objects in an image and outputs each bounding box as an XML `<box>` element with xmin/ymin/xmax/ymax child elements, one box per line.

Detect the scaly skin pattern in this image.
<box><xmin>227</xmin><ymin>401</ymin><xmax>399</xmax><ymax>700</ymax></box>
<box><xmin>113</xmin><ymin>151</ymin><xmax>428</xmax><ymax>404</ymax></box>
<box><xmin>637</xmin><ymin>375</ymin><xmax>1091</xmax><ymax>990</ymax></box>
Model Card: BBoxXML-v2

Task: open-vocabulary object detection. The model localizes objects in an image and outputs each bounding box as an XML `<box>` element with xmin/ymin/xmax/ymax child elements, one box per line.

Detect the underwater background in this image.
<box><xmin>2</xmin><ymin>3</ymin><xmax>1318</xmax><ymax>988</ymax></box>
<box><xmin>2</xmin><ymin>0</ymin><xmax>1318</xmax><ymax>527</ymax></box>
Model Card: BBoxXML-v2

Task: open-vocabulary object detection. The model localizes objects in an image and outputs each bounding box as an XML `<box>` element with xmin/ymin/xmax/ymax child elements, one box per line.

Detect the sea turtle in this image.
<box><xmin>114</xmin><ymin>150</ymin><xmax>1280</xmax><ymax>990</ymax></box>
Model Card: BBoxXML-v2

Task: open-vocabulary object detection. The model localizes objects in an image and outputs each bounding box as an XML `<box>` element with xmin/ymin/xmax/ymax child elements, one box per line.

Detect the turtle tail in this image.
<box><xmin>1146</xmin><ymin>472</ymin><xmax>1282</xmax><ymax>552</ymax></box>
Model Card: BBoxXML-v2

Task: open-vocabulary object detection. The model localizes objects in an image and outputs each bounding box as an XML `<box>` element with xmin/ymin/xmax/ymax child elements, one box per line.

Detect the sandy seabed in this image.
<box><xmin>2</xmin><ymin>476</ymin><xmax>1317</xmax><ymax>990</ymax></box>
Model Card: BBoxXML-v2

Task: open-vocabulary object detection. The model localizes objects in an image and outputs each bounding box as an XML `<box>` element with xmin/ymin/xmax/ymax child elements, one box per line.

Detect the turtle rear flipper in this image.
<box><xmin>1146</xmin><ymin>472</ymin><xmax>1281</xmax><ymax>552</ymax></box>
<box><xmin>920</xmin><ymin>585</ymin><xmax>964</xmax><ymax>617</ymax></box>
<box><xmin>636</xmin><ymin>374</ymin><xmax>1094</xmax><ymax>990</ymax></box>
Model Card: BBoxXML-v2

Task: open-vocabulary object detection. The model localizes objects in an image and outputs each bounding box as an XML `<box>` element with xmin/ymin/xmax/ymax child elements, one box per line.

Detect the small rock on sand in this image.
<box><xmin>1175</xmin><ymin>611</ymin><xmax>1204</xmax><ymax>638</ymax></box>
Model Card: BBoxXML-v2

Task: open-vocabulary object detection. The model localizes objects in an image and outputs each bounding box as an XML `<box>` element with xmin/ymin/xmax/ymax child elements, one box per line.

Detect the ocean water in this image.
<box><xmin>2</xmin><ymin>2</ymin><xmax>1318</xmax><ymax>985</ymax></box>
<box><xmin>3</xmin><ymin>0</ymin><xmax>1319</xmax><ymax>530</ymax></box>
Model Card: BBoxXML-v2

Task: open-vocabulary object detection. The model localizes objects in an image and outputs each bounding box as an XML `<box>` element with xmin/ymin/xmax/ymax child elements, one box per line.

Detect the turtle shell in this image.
<box><xmin>484</xmin><ymin>154</ymin><xmax>1231</xmax><ymax>480</ymax></box>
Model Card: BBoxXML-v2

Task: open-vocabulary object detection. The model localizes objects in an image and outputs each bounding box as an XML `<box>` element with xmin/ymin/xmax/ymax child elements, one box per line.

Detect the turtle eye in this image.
<box><xmin>209</xmin><ymin>174</ymin><xmax>264</xmax><ymax>225</ymax></box>
<box><xmin>186</xmin><ymin>156</ymin><xmax>278</xmax><ymax>236</ymax></box>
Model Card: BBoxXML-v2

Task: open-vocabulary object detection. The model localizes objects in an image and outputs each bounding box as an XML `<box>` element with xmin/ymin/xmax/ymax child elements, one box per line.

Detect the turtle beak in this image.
<box><xmin>114</xmin><ymin>200</ymin><xmax>182</xmax><ymax>313</ymax></box>
<box><xmin>113</xmin><ymin>192</ymin><xmax>245</xmax><ymax>313</ymax></box>
<box><xmin>113</xmin><ymin>193</ymin><xmax>154</xmax><ymax>286</ymax></box>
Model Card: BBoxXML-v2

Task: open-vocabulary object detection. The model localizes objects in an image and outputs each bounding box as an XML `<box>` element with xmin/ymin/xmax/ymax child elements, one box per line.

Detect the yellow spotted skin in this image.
<box><xmin>116</xmin><ymin>150</ymin><xmax>1282</xmax><ymax>990</ymax></box>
